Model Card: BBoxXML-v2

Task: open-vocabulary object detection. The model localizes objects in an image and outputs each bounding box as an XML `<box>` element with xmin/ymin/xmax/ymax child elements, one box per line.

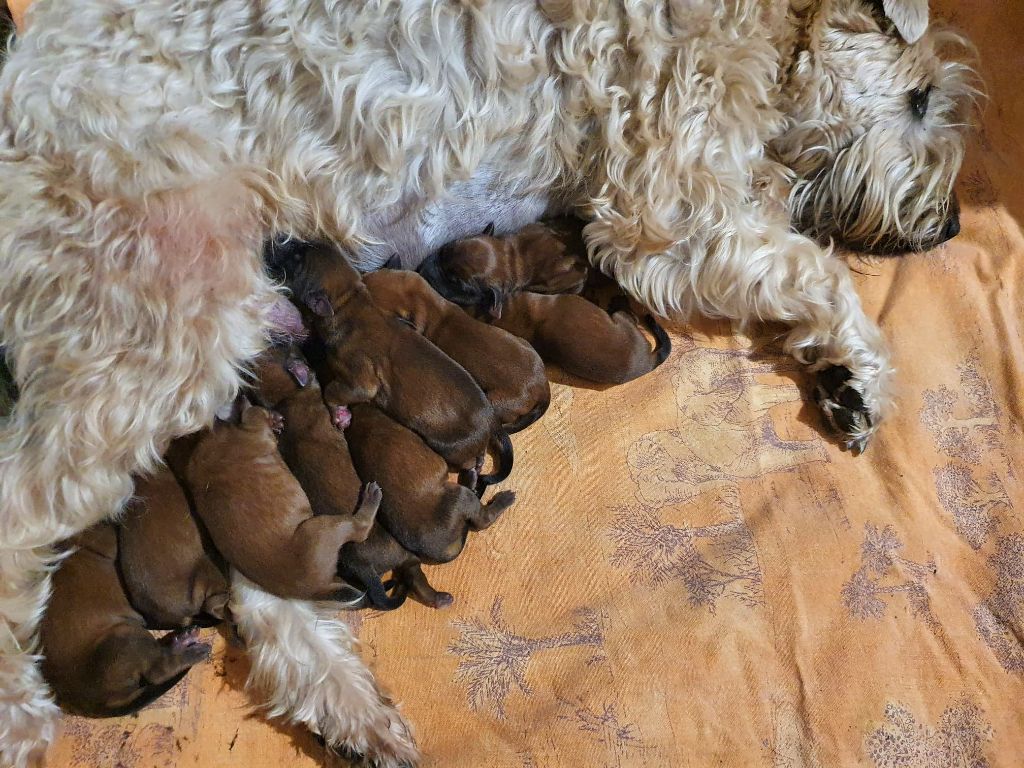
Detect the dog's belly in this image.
<box><xmin>352</xmin><ymin>167</ymin><xmax>555</xmax><ymax>271</ymax></box>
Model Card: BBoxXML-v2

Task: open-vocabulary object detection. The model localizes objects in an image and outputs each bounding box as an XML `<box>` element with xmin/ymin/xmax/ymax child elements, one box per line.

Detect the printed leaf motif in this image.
<box><xmin>841</xmin><ymin>525</ymin><xmax>937</xmax><ymax>630</ymax></box>
<box><xmin>866</xmin><ymin>698</ymin><xmax>993</xmax><ymax>768</ymax></box>
<box><xmin>448</xmin><ymin>598</ymin><xmax>605</xmax><ymax>718</ymax></box>
<box><xmin>609</xmin><ymin>497</ymin><xmax>763</xmax><ymax>612</ymax></box>
<box><xmin>557</xmin><ymin>699</ymin><xmax>644</xmax><ymax>768</ymax></box>
<box><xmin>974</xmin><ymin>534</ymin><xmax>1024</xmax><ymax>673</ymax></box>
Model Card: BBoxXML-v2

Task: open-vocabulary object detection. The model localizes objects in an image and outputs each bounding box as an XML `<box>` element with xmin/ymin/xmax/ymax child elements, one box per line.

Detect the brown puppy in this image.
<box><xmin>118</xmin><ymin>466</ymin><xmax>229</xmax><ymax>629</ymax></box>
<box><xmin>343</xmin><ymin>403</ymin><xmax>514</xmax><ymax>600</ymax></box>
<box><xmin>252</xmin><ymin>343</ymin><xmax>379</xmax><ymax>603</ymax></box>
<box><xmin>185</xmin><ymin>399</ymin><xmax>379</xmax><ymax>601</ymax></box>
<box><xmin>275</xmin><ymin>242</ymin><xmax>511</xmax><ymax>484</ymax></box>
<box><xmin>481</xmin><ymin>291</ymin><xmax>672</xmax><ymax>385</ymax></box>
<box><xmin>418</xmin><ymin>218</ymin><xmax>590</xmax><ymax>312</ymax></box>
<box><xmin>363</xmin><ymin>269</ymin><xmax>550</xmax><ymax>433</ymax></box>
<box><xmin>40</xmin><ymin>523</ymin><xmax>210</xmax><ymax>717</ymax></box>
<box><xmin>339</xmin><ymin>526</ymin><xmax>453</xmax><ymax>611</ymax></box>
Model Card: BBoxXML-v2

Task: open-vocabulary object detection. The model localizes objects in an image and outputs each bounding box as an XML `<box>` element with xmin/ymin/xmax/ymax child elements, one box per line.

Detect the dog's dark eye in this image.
<box><xmin>909</xmin><ymin>86</ymin><xmax>932</xmax><ymax>120</ymax></box>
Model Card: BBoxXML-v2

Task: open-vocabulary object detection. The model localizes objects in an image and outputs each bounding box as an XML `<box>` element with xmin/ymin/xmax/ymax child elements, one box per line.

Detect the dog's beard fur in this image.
<box><xmin>776</xmin><ymin>3</ymin><xmax>979</xmax><ymax>253</ymax></box>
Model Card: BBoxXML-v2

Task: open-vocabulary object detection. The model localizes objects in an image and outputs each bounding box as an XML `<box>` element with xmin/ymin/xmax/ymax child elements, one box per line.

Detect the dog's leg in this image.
<box><xmin>0</xmin><ymin>550</ymin><xmax>61</xmax><ymax>768</ymax></box>
<box><xmin>230</xmin><ymin>570</ymin><xmax>419</xmax><ymax>768</ymax></box>
<box><xmin>592</xmin><ymin>219</ymin><xmax>892</xmax><ymax>452</ymax></box>
<box><xmin>0</xmin><ymin>176</ymin><xmax>278</xmax><ymax>764</ymax></box>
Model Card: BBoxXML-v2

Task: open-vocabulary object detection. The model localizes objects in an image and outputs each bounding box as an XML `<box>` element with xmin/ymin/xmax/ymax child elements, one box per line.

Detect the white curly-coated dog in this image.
<box><xmin>0</xmin><ymin>0</ymin><xmax>974</xmax><ymax>765</ymax></box>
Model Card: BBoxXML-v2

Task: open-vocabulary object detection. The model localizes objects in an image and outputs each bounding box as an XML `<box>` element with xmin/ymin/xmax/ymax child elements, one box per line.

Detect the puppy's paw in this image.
<box><xmin>268</xmin><ymin>410</ymin><xmax>285</xmax><ymax>434</ymax></box>
<box><xmin>331</xmin><ymin>405</ymin><xmax>352</xmax><ymax>430</ymax></box>
<box><xmin>431</xmin><ymin>592</ymin><xmax>454</xmax><ymax>610</ymax></box>
<box><xmin>354</xmin><ymin>482</ymin><xmax>383</xmax><ymax>532</ymax></box>
<box><xmin>814</xmin><ymin>364</ymin><xmax>875</xmax><ymax>454</ymax></box>
<box><xmin>165</xmin><ymin>627</ymin><xmax>212</xmax><ymax>664</ymax></box>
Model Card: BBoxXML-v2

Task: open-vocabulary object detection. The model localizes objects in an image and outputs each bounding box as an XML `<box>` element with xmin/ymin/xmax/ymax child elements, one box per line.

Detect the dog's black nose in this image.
<box><xmin>941</xmin><ymin>212</ymin><xmax>961</xmax><ymax>242</ymax></box>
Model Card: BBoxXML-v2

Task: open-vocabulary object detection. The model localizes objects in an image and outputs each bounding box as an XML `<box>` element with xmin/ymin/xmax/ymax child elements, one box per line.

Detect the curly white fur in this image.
<box><xmin>0</xmin><ymin>0</ymin><xmax>974</xmax><ymax>764</ymax></box>
<box><xmin>230</xmin><ymin>571</ymin><xmax>418</xmax><ymax>768</ymax></box>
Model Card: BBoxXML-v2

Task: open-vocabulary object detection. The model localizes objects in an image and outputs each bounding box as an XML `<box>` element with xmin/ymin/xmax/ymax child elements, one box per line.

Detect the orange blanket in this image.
<box><xmin>43</xmin><ymin>0</ymin><xmax>1024</xmax><ymax>765</ymax></box>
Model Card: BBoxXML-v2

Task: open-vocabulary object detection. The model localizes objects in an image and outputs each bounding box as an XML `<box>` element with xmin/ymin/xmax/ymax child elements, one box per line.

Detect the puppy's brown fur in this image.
<box><xmin>344</xmin><ymin>403</ymin><xmax>514</xmax><ymax>575</ymax></box>
<box><xmin>40</xmin><ymin>523</ymin><xmax>210</xmax><ymax>718</ymax></box>
<box><xmin>118</xmin><ymin>467</ymin><xmax>229</xmax><ymax>629</ymax></box>
<box><xmin>363</xmin><ymin>269</ymin><xmax>549</xmax><ymax>432</ymax></box>
<box><xmin>254</xmin><ymin>345</ymin><xmax>377</xmax><ymax>525</ymax></box>
<box><xmin>185</xmin><ymin>400</ymin><xmax>379</xmax><ymax>600</ymax></box>
<box><xmin>482</xmin><ymin>292</ymin><xmax>671</xmax><ymax>385</ymax></box>
<box><xmin>277</xmin><ymin>243</ymin><xmax>502</xmax><ymax>473</ymax></box>
<box><xmin>418</xmin><ymin>218</ymin><xmax>590</xmax><ymax>312</ymax></box>
<box><xmin>339</xmin><ymin>526</ymin><xmax>453</xmax><ymax>611</ymax></box>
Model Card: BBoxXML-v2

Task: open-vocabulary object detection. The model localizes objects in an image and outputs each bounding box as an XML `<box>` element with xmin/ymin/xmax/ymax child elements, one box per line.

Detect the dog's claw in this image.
<box><xmin>815</xmin><ymin>364</ymin><xmax>874</xmax><ymax>453</ymax></box>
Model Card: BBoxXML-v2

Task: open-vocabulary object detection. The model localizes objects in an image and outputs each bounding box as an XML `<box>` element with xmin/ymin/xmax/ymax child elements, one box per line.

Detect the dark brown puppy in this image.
<box><xmin>344</xmin><ymin>403</ymin><xmax>514</xmax><ymax>592</ymax></box>
<box><xmin>339</xmin><ymin>526</ymin><xmax>452</xmax><ymax>612</ymax></box>
<box><xmin>418</xmin><ymin>218</ymin><xmax>590</xmax><ymax>312</ymax></box>
<box><xmin>118</xmin><ymin>466</ymin><xmax>229</xmax><ymax>629</ymax></box>
<box><xmin>276</xmin><ymin>242</ymin><xmax>508</xmax><ymax>481</ymax></box>
<box><xmin>40</xmin><ymin>523</ymin><xmax>210</xmax><ymax>717</ymax></box>
<box><xmin>185</xmin><ymin>399</ymin><xmax>379</xmax><ymax>601</ymax></box>
<box><xmin>480</xmin><ymin>291</ymin><xmax>671</xmax><ymax>385</ymax></box>
<box><xmin>363</xmin><ymin>269</ymin><xmax>550</xmax><ymax>433</ymax></box>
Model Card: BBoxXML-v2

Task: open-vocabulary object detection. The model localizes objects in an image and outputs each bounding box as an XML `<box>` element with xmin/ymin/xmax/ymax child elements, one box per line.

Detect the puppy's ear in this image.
<box><xmin>303</xmin><ymin>289</ymin><xmax>334</xmax><ymax>318</ymax></box>
<box><xmin>486</xmin><ymin>286</ymin><xmax>503</xmax><ymax>319</ymax></box>
<box><xmin>285</xmin><ymin>358</ymin><xmax>311</xmax><ymax>388</ymax></box>
<box><xmin>881</xmin><ymin>0</ymin><xmax>928</xmax><ymax>43</ymax></box>
<box><xmin>482</xmin><ymin>222</ymin><xmax>495</xmax><ymax>237</ymax></box>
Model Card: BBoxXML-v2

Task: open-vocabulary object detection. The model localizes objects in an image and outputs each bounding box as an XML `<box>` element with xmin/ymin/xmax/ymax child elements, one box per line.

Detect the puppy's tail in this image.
<box><xmin>340</xmin><ymin>565</ymin><xmax>407</xmax><ymax>612</ymax></box>
<box><xmin>644</xmin><ymin>315</ymin><xmax>672</xmax><ymax>368</ymax></box>
<box><xmin>504</xmin><ymin>397</ymin><xmax>550</xmax><ymax>434</ymax></box>
<box><xmin>475</xmin><ymin>430</ymin><xmax>514</xmax><ymax>497</ymax></box>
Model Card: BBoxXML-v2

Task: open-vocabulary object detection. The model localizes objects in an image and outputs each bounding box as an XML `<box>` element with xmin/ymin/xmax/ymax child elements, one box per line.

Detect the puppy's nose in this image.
<box><xmin>941</xmin><ymin>211</ymin><xmax>961</xmax><ymax>242</ymax></box>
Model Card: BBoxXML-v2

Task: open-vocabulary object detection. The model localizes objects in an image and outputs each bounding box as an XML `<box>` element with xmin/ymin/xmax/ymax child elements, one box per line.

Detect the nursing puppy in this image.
<box><xmin>363</xmin><ymin>269</ymin><xmax>550</xmax><ymax>433</ymax></box>
<box><xmin>483</xmin><ymin>292</ymin><xmax>671</xmax><ymax>386</ymax></box>
<box><xmin>40</xmin><ymin>523</ymin><xmax>210</xmax><ymax>717</ymax></box>
<box><xmin>340</xmin><ymin>526</ymin><xmax>453</xmax><ymax>612</ymax></box>
<box><xmin>254</xmin><ymin>343</ymin><xmax>377</xmax><ymax>549</ymax></box>
<box><xmin>275</xmin><ymin>241</ymin><xmax>512</xmax><ymax>485</ymax></box>
<box><xmin>186</xmin><ymin>398</ymin><xmax>379</xmax><ymax>601</ymax></box>
<box><xmin>118</xmin><ymin>466</ymin><xmax>229</xmax><ymax>629</ymax></box>
<box><xmin>345</xmin><ymin>403</ymin><xmax>515</xmax><ymax>573</ymax></box>
<box><xmin>418</xmin><ymin>218</ymin><xmax>590</xmax><ymax>312</ymax></box>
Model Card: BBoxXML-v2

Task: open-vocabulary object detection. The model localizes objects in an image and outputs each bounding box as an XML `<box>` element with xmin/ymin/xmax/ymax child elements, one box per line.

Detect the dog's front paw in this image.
<box><xmin>814</xmin><ymin>364</ymin><xmax>877</xmax><ymax>454</ymax></box>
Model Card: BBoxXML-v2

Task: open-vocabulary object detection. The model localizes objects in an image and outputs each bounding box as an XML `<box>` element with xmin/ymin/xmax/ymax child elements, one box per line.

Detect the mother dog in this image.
<box><xmin>0</xmin><ymin>0</ymin><xmax>973</xmax><ymax>765</ymax></box>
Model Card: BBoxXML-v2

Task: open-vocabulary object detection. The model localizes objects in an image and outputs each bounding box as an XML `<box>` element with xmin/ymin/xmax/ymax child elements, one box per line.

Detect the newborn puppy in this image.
<box><xmin>118</xmin><ymin>466</ymin><xmax>229</xmax><ymax>629</ymax></box>
<box><xmin>418</xmin><ymin>218</ymin><xmax>590</xmax><ymax>312</ymax></box>
<box><xmin>40</xmin><ymin>523</ymin><xmax>210</xmax><ymax>717</ymax></box>
<box><xmin>345</xmin><ymin>403</ymin><xmax>515</xmax><ymax>577</ymax></box>
<box><xmin>276</xmin><ymin>241</ymin><xmax>511</xmax><ymax>485</ymax></box>
<box><xmin>339</xmin><ymin>526</ymin><xmax>453</xmax><ymax>612</ymax></box>
<box><xmin>482</xmin><ymin>291</ymin><xmax>672</xmax><ymax>385</ymax></box>
<box><xmin>363</xmin><ymin>269</ymin><xmax>550</xmax><ymax>433</ymax></box>
<box><xmin>186</xmin><ymin>398</ymin><xmax>379</xmax><ymax>601</ymax></box>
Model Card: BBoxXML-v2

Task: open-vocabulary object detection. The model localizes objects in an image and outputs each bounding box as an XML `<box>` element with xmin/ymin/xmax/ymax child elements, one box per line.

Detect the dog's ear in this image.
<box><xmin>486</xmin><ymin>286</ymin><xmax>503</xmax><ymax>319</ymax></box>
<box><xmin>303</xmin><ymin>289</ymin><xmax>334</xmax><ymax>318</ymax></box>
<box><xmin>482</xmin><ymin>222</ymin><xmax>495</xmax><ymax>237</ymax></box>
<box><xmin>881</xmin><ymin>0</ymin><xmax>928</xmax><ymax>44</ymax></box>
